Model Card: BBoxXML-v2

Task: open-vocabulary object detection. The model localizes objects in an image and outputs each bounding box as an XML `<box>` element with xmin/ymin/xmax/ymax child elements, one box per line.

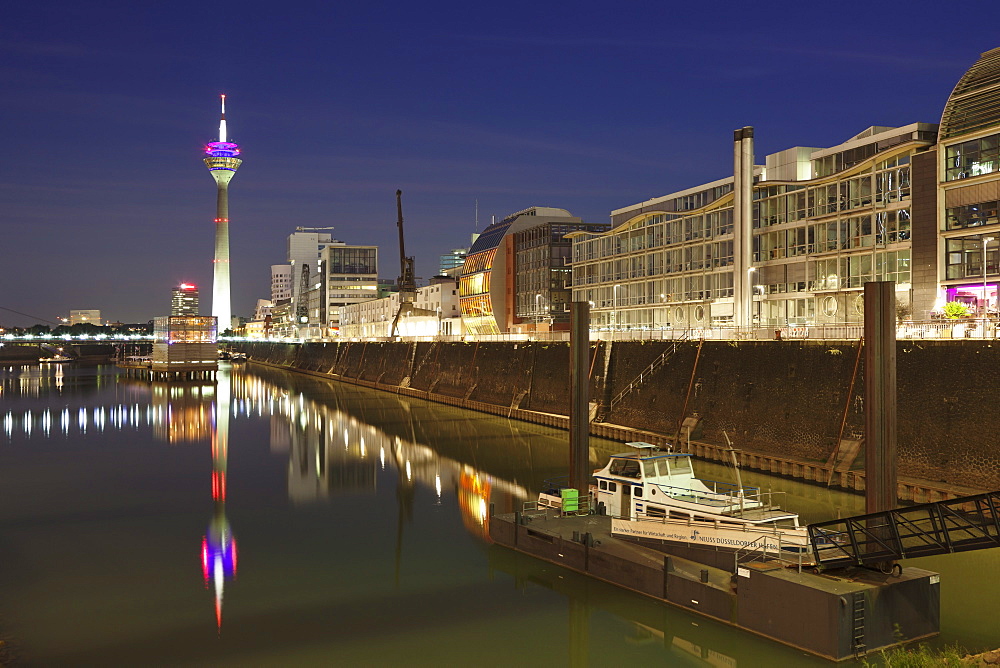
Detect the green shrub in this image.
<box><xmin>942</xmin><ymin>301</ymin><xmax>972</xmax><ymax>319</ymax></box>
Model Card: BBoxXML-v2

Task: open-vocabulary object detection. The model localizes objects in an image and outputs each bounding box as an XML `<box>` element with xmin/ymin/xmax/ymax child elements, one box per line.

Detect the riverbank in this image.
<box><xmin>0</xmin><ymin>344</ymin><xmax>40</xmax><ymax>363</ymax></box>
<box><xmin>234</xmin><ymin>339</ymin><xmax>996</xmax><ymax>504</ymax></box>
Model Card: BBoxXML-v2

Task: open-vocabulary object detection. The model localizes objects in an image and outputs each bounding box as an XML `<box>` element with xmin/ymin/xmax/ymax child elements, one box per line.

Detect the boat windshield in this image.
<box><xmin>668</xmin><ymin>456</ymin><xmax>692</xmax><ymax>476</ymax></box>
<box><xmin>608</xmin><ymin>458</ymin><xmax>641</xmax><ymax>478</ymax></box>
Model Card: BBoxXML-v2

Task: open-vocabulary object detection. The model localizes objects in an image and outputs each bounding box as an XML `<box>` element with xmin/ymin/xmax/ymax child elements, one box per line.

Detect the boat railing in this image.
<box><xmin>633</xmin><ymin>511</ymin><xmax>787</xmax><ymax>535</ymax></box>
<box><xmin>541</xmin><ymin>475</ymin><xmax>570</xmax><ymax>494</ymax></box>
<box><xmin>734</xmin><ymin>536</ymin><xmax>808</xmax><ymax>572</ymax></box>
<box><xmin>697</xmin><ymin>477</ymin><xmax>759</xmax><ymax>495</ymax></box>
<box><xmin>533</xmin><ymin>478</ymin><xmax>594</xmax><ymax>516</ymax></box>
<box><xmin>648</xmin><ymin>480</ymin><xmax>763</xmax><ymax>508</ymax></box>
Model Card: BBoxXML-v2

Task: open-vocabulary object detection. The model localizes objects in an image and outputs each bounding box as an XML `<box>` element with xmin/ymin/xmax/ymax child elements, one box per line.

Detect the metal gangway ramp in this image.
<box><xmin>808</xmin><ymin>490</ymin><xmax>1000</xmax><ymax>568</ymax></box>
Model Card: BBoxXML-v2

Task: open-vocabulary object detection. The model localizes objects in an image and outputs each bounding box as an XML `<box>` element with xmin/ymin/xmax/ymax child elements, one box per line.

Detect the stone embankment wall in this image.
<box><xmin>236</xmin><ymin>339</ymin><xmax>1000</xmax><ymax>493</ymax></box>
<box><xmin>0</xmin><ymin>344</ymin><xmax>42</xmax><ymax>363</ymax></box>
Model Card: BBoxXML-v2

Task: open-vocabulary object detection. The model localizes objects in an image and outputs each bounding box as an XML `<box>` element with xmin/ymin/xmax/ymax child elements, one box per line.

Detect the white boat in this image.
<box><xmin>39</xmin><ymin>355</ymin><xmax>74</xmax><ymax>363</ymax></box>
<box><xmin>539</xmin><ymin>442</ymin><xmax>813</xmax><ymax>563</ymax></box>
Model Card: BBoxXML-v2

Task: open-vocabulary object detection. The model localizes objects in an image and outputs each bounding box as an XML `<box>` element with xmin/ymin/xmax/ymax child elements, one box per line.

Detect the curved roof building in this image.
<box><xmin>459</xmin><ymin>207</ymin><xmax>579</xmax><ymax>335</ymax></box>
<box><xmin>940</xmin><ymin>47</ymin><xmax>1000</xmax><ymax>141</ymax></box>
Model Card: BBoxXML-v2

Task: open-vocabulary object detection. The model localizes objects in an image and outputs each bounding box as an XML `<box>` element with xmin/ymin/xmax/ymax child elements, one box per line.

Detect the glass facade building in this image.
<box><xmin>569</xmin><ymin>48</ymin><xmax>1000</xmax><ymax>332</ymax></box>
<box><xmin>459</xmin><ymin>208</ymin><xmax>581</xmax><ymax>335</ymax></box>
<box><xmin>514</xmin><ymin>220</ymin><xmax>608</xmax><ymax>329</ymax></box>
<box><xmin>938</xmin><ymin>47</ymin><xmax>1000</xmax><ymax>318</ymax></box>
<box><xmin>322</xmin><ymin>245</ymin><xmax>378</xmax><ymax>334</ymax></box>
<box><xmin>571</xmin><ymin>124</ymin><xmax>939</xmax><ymax>330</ymax></box>
<box><xmin>171</xmin><ymin>284</ymin><xmax>199</xmax><ymax>317</ymax></box>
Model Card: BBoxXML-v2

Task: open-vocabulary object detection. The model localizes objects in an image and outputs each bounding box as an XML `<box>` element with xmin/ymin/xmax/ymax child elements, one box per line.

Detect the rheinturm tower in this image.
<box><xmin>204</xmin><ymin>95</ymin><xmax>242</xmax><ymax>332</ymax></box>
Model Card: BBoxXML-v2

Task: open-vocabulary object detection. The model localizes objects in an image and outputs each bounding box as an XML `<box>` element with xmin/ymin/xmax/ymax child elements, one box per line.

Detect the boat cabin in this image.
<box><xmin>591</xmin><ymin>442</ymin><xmax>796</xmax><ymax>529</ymax></box>
<box><xmin>592</xmin><ymin>443</ymin><xmax>703</xmax><ymax>517</ymax></box>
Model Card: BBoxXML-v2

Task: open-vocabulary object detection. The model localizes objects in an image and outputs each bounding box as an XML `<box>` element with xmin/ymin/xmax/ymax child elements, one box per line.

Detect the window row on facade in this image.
<box><xmin>753</xmin><ymin>164</ymin><xmax>911</xmax><ymax>227</ymax></box>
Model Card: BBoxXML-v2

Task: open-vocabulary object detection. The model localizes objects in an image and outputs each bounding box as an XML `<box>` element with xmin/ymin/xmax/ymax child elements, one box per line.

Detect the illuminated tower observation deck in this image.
<box><xmin>204</xmin><ymin>95</ymin><xmax>242</xmax><ymax>332</ymax></box>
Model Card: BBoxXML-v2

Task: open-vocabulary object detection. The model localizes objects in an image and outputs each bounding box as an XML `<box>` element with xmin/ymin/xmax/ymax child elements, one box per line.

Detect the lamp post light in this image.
<box><xmin>613</xmin><ymin>284</ymin><xmax>621</xmax><ymax>331</ymax></box>
<box><xmin>983</xmin><ymin>236</ymin><xmax>994</xmax><ymax>320</ymax></box>
<box><xmin>754</xmin><ymin>284</ymin><xmax>765</xmax><ymax>326</ymax></box>
<box><xmin>746</xmin><ymin>267</ymin><xmax>757</xmax><ymax>331</ymax></box>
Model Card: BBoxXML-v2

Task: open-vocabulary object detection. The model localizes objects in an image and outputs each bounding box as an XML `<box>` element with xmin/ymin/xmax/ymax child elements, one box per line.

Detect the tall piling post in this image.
<box><xmin>569</xmin><ymin>301</ymin><xmax>591</xmax><ymax>495</ymax></box>
<box><xmin>864</xmin><ymin>281</ymin><xmax>897</xmax><ymax>515</ymax></box>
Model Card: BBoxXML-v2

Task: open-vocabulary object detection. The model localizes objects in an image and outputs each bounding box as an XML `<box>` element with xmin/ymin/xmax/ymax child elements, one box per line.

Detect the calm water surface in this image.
<box><xmin>1</xmin><ymin>363</ymin><xmax>998</xmax><ymax>666</ymax></box>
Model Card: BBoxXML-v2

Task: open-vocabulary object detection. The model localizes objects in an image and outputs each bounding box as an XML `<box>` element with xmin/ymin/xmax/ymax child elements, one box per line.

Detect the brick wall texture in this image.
<box><xmin>239</xmin><ymin>339</ymin><xmax>1000</xmax><ymax>490</ymax></box>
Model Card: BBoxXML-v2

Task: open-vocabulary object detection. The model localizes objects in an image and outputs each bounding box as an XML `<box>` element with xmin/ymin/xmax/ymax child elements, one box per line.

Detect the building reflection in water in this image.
<box><xmin>150</xmin><ymin>382</ymin><xmax>215</xmax><ymax>443</ymax></box>
<box><xmin>4</xmin><ymin>364</ymin><xmax>533</xmax><ymax>554</ymax></box>
<box><xmin>3</xmin><ymin>363</ymin><xmax>537</xmax><ymax>629</ymax></box>
<box><xmin>243</xmin><ymin>368</ymin><xmax>532</xmax><ymax>540</ymax></box>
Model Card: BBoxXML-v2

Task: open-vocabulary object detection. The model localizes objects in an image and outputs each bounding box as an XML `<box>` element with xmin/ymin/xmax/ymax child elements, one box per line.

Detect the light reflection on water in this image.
<box><xmin>0</xmin><ymin>362</ymin><xmax>998</xmax><ymax>665</ymax></box>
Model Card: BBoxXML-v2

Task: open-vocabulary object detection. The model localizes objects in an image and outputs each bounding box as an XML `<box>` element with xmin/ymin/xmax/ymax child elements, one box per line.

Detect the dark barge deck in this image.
<box><xmin>488</xmin><ymin>508</ymin><xmax>938</xmax><ymax>662</ymax></box>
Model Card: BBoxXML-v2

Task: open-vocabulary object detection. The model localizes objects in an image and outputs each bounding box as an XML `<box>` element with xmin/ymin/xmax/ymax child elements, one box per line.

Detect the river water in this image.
<box><xmin>1</xmin><ymin>362</ymin><xmax>997</xmax><ymax>666</ymax></box>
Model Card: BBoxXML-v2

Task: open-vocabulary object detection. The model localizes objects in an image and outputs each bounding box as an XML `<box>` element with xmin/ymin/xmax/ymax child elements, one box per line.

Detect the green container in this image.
<box><xmin>560</xmin><ymin>488</ymin><xmax>579</xmax><ymax>512</ymax></box>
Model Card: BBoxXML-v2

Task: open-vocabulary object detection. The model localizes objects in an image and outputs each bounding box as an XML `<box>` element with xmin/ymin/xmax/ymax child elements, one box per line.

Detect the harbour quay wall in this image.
<box><xmin>235</xmin><ymin>339</ymin><xmax>1000</xmax><ymax>493</ymax></box>
<box><xmin>0</xmin><ymin>344</ymin><xmax>43</xmax><ymax>362</ymax></box>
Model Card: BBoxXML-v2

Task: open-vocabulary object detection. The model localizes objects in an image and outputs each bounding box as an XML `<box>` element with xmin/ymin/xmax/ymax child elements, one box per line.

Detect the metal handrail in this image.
<box><xmin>608</xmin><ymin>331</ymin><xmax>691</xmax><ymax>409</ymax></box>
<box><xmin>646</xmin><ymin>480</ymin><xmax>763</xmax><ymax>508</ymax></box>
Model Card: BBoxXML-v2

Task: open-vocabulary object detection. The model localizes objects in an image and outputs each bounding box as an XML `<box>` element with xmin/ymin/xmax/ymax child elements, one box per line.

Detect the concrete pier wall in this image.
<box><xmin>236</xmin><ymin>339</ymin><xmax>1000</xmax><ymax>491</ymax></box>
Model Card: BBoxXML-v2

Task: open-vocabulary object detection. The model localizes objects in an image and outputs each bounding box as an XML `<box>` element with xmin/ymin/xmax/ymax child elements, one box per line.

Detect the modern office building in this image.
<box><xmin>571</xmin><ymin>124</ymin><xmax>936</xmax><ymax>330</ymax></box>
<box><xmin>204</xmin><ymin>95</ymin><xmax>242</xmax><ymax>333</ymax></box>
<box><xmin>459</xmin><ymin>207</ymin><xmax>583</xmax><ymax>335</ymax></box>
<box><xmin>440</xmin><ymin>248</ymin><xmax>468</xmax><ymax>274</ymax></box>
<box><xmin>322</xmin><ymin>243</ymin><xmax>379</xmax><ymax>335</ymax></box>
<box><xmin>569</xmin><ymin>48</ymin><xmax>1000</xmax><ymax>332</ymax></box>
<box><xmin>271</xmin><ymin>265</ymin><xmax>292</xmax><ymax>303</ymax></box>
<box><xmin>268</xmin><ymin>300</ymin><xmax>294</xmax><ymax>339</ymax></box>
<box><xmin>934</xmin><ymin>47</ymin><xmax>1000</xmax><ymax>319</ymax></box>
<box><xmin>286</xmin><ymin>228</ymin><xmax>337</xmax><ymax>329</ymax></box>
<box><xmin>69</xmin><ymin>310</ymin><xmax>102</xmax><ymax>326</ymax></box>
<box><xmin>253</xmin><ymin>299</ymin><xmax>273</xmax><ymax>321</ymax></box>
<box><xmin>512</xmin><ymin>219</ymin><xmax>608</xmax><ymax>332</ymax></box>
<box><xmin>340</xmin><ymin>275</ymin><xmax>462</xmax><ymax>338</ymax></box>
<box><xmin>377</xmin><ymin>278</ymin><xmax>399</xmax><ymax>297</ymax></box>
<box><xmin>171</xmin><ymin>283</ymin><xmax>199</xmax><ymax>316</ymax></box>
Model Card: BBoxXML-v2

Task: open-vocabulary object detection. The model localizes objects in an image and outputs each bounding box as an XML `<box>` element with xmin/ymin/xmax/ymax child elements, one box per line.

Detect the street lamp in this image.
<box><xmin>613</xmin><ymin>284</ymin><xmax>621</xmax><ymax>330</ymax></box>
<box><xmin>984</xmin><ymin>237</ymin><xmax>995</xmax><ymax>318</ymax></box>
<box><xmin>746</xmin><ymin>267</ymin><xmax>757</xmax><ymax>330</ymax></box>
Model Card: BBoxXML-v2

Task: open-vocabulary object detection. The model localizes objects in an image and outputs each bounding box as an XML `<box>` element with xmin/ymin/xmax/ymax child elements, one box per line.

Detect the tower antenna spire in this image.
<box><xmin>219</xmin><ymin>94</ymin><xmax>228</xmax><ymax>143</ymax></box>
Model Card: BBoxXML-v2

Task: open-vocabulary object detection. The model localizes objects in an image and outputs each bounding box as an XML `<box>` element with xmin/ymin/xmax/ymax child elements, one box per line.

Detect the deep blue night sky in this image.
<box><xmin>1</xmin><ymin>0</ymin><xmax>995</xmax><ymax>324</ymax></box>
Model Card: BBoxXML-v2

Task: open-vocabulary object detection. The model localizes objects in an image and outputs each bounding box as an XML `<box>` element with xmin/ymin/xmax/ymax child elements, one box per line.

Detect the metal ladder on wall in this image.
<box><xmin>851</xmin><ymin>591</ymin><xmax>867</xmax><ymax>656</ymax></box>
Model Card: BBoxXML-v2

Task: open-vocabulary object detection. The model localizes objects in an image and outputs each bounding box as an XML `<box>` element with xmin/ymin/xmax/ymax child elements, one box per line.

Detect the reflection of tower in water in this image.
<box><xmin>144</xmin><ymin>369</ymin><xmax>238</xmax><ymax>628</ymax></box>
<box><xmin>201</xmin><ymin>366</ymin><xmax>236</xmax><ymax>630</ymax></box>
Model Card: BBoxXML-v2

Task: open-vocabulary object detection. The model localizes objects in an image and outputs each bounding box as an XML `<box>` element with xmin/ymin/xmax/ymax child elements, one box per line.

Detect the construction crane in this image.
<box><xmin>389</xmin><ymin>190</ymin><xmax>432</xmax><ymax>337</ymax></box>
<box><xmin>395</xmin><ymin>190</ymin><xmax>416</xmax><ymax>298</ymax></box>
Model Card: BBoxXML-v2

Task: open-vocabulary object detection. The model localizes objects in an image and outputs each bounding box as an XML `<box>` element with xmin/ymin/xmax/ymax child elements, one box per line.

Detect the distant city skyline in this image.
<box><xmin>2</xmin><ymin>1</ymin><xmax>996</xmax><ymax>324</ymax></box>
